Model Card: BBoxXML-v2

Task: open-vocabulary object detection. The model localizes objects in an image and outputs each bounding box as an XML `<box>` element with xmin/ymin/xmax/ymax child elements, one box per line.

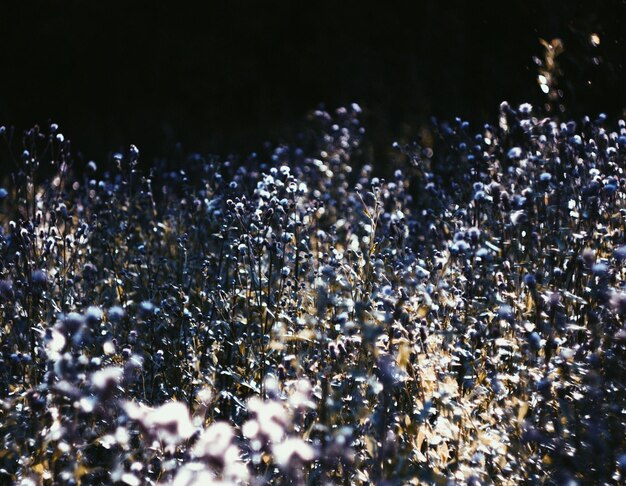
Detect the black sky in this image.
<box><xmin>0</xmin><ymin>0</ymin><xmax>624</xmax><ymax>164</ymax></box>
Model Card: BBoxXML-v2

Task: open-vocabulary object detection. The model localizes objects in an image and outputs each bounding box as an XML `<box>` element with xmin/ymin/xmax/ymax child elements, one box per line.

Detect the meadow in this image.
<box><xmin>0</xmin><ymin>102</ymin><xmax>625</xmax><ymax>484</ymax></box>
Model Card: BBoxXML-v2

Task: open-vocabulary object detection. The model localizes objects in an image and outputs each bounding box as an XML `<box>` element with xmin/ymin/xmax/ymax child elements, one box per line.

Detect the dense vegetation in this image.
<box><xmin>1</xmin><ymin>103</ymin><xmax>626</xmax><ymax>485</ymax></box>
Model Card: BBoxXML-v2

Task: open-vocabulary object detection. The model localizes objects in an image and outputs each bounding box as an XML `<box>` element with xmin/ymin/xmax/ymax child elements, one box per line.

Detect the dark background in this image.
<box><xmin>0</xmin><ymin>0</ymin><xmax>624</xmax><ymax>164</ymax></box>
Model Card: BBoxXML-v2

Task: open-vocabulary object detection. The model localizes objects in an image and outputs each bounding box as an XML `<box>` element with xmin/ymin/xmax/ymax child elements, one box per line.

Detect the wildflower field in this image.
<box><xmin>1</xmin><ymin>102</ymin><xmax>625</xmax><ymax>485</ymax></box>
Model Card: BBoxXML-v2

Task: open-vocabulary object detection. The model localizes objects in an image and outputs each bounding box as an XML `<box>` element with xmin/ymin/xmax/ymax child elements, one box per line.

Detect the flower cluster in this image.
<box><xmin>0</xmin><ymin>103</ymin><xmax>625</xmax><ymax>484</ymax></box>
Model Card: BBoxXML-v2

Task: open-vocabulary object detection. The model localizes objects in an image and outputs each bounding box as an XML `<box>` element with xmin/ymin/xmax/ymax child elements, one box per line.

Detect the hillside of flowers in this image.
<box><xmin>1</xmin><ymin>103</ymin><xmax>626</xmax><ymax>485</ymax></box>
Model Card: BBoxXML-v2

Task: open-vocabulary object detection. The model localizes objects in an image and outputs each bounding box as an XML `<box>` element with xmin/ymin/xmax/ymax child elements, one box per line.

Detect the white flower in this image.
<box><xmin>124</xmin><ymin>400</ymin><xmax>195</xmax><ymax>445</ymax></box>
<box><xmin>192</xmin><ymin>422</ymin><xmax>235</xmax><ymax>459</ymax></box>
<box><xmin>272</xmin><ymin>438</ymin><xmax>316</xmax><ymax>469</ymax></box>
<box><xmin>92</xmin><ymin>366</ymin><xmax>123</xmax><ymax>392</ymax></box>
